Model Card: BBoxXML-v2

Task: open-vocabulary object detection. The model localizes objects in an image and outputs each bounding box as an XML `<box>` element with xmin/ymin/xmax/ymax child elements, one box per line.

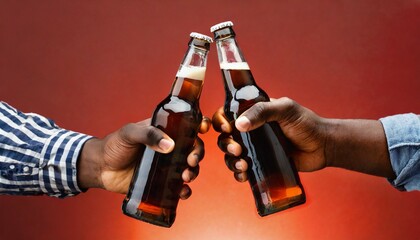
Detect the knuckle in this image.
<box><xmin>279</xmin><ymin>97</ymin><xmax>297</xmax><ymax>111</ymax></box>
<box><xmin>202</xmin><ymin>116</ymin><xmax>212</xmax><ymax>126</ymax></box>
<box><xmin>250</xmin><ymin>102</ymin><xmax>270</xmax><ymax>121</ymax></box>
<box><xmin>217</xmin><ymin>133</ymin><xmax>229</xmax><ymax>150</ymax></box>
<box><xmin>145</xmin><ymin>126</ymin><xmax>162</xmax><ymax>144</ymax></box>
<box><xmin>191</xmin><ymin>138</ymin><xmax>205</xmax><ymax>161</ymax></box>
<box><xmin>253</xmin><ymin>102</ymin><xmax>266</xmax><ymax>116</ymax></box>
<box><xmin>192</xmin><ymin>165</ymin><xmax>200</xmax><ymax>176</ymax></box>
<box><xmin>224</xmin><ymin>154</ymin><xmax>232</xmax><ymax>167</ymax></box>
<box><xmin>224</xmin><ymin>154</ymin><xmax>237</xmax><ymax>172</ymax></box>
<box><xmin>212</xmin><ymin>115</ymin><xmax>224</xmax><ymax>132</ymax></box>
<box><xmin>196</xmin><ymin>136</ymin><xmax>204</xmax><ymax>147</ymax></box>
<box><xmin>196</xmin><ymin>138</ymin><xmax>205</xmax><ymax>157</ymax></box>
<box><xmin>121</xmin><ymin>123</ymin><xmax>135</xmax><ymax>134</ymax></box>
<box><xmin>119</xmin><ymin>123</ymin><xmax>136</xmax><ymax>141</ymax></box>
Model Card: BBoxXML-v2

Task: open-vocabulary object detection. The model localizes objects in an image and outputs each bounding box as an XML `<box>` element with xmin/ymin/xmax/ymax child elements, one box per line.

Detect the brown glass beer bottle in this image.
<box><xmin>122</xmin><ymin>32</ymin><xmax>212</xmax><ymax>227</ymax></box>
<box><xmin>211</xmin><ymin>21</ymin><xmax>305</xmax><ymax>216</ymax></box>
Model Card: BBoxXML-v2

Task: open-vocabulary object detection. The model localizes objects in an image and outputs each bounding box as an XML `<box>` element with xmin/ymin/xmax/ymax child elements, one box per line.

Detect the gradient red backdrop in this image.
<box><xmin>1</xmin><ymin>1</ymin><xmax>419</xmax><ymax>239</ymax></box>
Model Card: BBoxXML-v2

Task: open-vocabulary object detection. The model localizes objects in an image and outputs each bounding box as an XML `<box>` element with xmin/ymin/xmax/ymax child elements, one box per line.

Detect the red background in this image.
<box><xmin>1</xmin><ymin>1</ymin><xmax>419</xmax><ymax>239</ymax></box>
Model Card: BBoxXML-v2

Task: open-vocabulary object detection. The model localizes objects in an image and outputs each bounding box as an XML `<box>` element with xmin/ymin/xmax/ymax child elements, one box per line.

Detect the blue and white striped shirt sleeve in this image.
<box><xmin>0</xmin><ymin>102</ymin><xmax>92</xmax><ymax>198</ymax></box>
<box><xmin>380</xmin><ymin>113</ymin><xmax>420</xmax><ymax>191</ymax></box>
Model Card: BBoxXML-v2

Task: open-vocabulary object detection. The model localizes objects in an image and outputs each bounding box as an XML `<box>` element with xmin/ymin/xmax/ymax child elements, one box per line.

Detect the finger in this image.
<box><xmin>212</xmin><ymin>107</ymin><xmax>233</xmax><ymax>133</ymax></box>
<box><xmin>199</xmin><ymin>116</ymin><xmax>212</xmax><ymax>134</ymax></box>
<box><xmin>224</xmin><ymin>154</ymin><xmax>248</xmax><ymax>173</ymax></box>
<box><xmin>235</xmin><ymin>97</ymin><xmax>301</xmax><ymax>132</ymax></box>
<box><xmin>234</xmin><ymin>172</ymin><xmax>248</xmax><ymax>182</ymax></box>
<box><xmin>217</xmin><ymin>133</ymin><xmax>242</xmax><ymax>156</ymax></box>
<box><xmin>182</xmin><ymin>165</ymin><xmax>200</xmax><ymax>183</ymax></box>
<box><xmin>119</xmin><ymin>121</ymin><xmax>174</xmax><ymax>153</ymax></box>
<box><xmin>187</xmin><ymin>137</ymin><xmax>204</xmax><ymax>167</ymax></box>
<box><xmin>179</xmin><ymin>184</ymin><xmax>192</xmax><ymax>200</ymax></box>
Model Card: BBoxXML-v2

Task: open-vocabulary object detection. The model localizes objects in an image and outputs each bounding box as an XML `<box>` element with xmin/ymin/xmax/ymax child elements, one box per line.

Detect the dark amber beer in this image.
<box><xmin>122</xmin><ymin>32</ymin><xmax>212</xmax><ymax>227</ymax></box>
<box><xmin>211</xmin><ymin>21</ymin><xmax>305</xmax><ymax>216</ymax></box>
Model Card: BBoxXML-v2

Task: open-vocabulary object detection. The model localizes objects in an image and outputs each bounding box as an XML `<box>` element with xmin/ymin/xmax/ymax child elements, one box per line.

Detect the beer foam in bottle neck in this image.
<box><xmin>176</xmin><ymin>65</ymin><xmax>206</xmax><ymax>81</ymax></box>
<box><xmin>220</xmin><ymin>61</ymin><xmax>250</xmax><ymax>70</ymax></box>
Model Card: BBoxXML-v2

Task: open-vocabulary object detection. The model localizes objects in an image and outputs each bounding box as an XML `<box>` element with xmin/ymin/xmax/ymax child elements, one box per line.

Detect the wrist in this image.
<box><xmin>77</xmin><ymin>138</ymin><xmax>104</xmax><ymax>190</ymax></box>
<box><xmin>324</xmin><ymin>118</ymin><xmax>394</xmax><ymax>178</ymax></box>
<box><xmin>324</xmin><ymin>118</ymin><xmax>341</xmax><ymax>168</ymax></box>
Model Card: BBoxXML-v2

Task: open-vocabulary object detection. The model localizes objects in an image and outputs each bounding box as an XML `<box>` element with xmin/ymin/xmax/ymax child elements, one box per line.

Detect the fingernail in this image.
<box><xmin>236</xmin><ymin>116</ymin><xmax>251</xmax><ymax>131</ymax></box>
<box><xmin>227</xmin><ymin>144</ymin><xmax>236</xmax><ymax>155</ymax></box>
<box><xmin>221</xmin><ymin>124</ymin><xmax>229</xmax><ymax>133</ymax></box>
<box><xmin>235</xmin><ymin>161</ymin><xmax>242</xmax><ymax>170</ymax></box>
<box><xmin>236</xmin><ymin>174</ymin><xmax>244</xmax><ymax>182</ymax></box>
<box><xmin>182</xmin><ymin>170</ymin><xmax>190</xmax><ymax>182</ymax></box>
<box><xmin>188</xmin><ymin>153</ymin><xmax>200</xmax><ymax>167</ymax></box>
<box><xmin>159</xmin><ymin>139</ymin><xmax>174</xmax><ymax>152</ymax></box>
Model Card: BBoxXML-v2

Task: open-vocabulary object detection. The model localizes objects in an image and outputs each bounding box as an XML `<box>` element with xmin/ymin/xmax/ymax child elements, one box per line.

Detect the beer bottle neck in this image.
<box><xmin>170</xmin><ymin>74</ymin><xmax>203</xmax><ymax>102</ymax></box>
<box><xmin>170</xmin><ymin>39</ymin><xmax>209</xmax><ymax>102</ymax></box>
<box><xmin>214</xmin><ymin>27</ymin><xmax>256</xmax><ymax>90</ymax></box>
<box><xmin>214</xmin><ymin>28</ymin><xmax>247</xmax><ymax>65</ymax></box>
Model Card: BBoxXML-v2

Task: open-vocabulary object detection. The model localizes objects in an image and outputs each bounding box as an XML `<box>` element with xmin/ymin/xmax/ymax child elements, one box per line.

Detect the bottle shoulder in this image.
<box><xmin>156</xmin><ymin>96</ymin><xmax>200</xmax><ymax>111</ymax></box>
<box><xmin>152</xmin><ymin>96</ymin><xmax>201</xmax><ymax>123</ymax></box>
<box><xmin>152</xmin><ymin>97</ymin><xmax>202</xmax><ymax>130</ymax></box>
<box><xmin>224</xmin><ymin>85</ymin><xmax>269</xmax><ymax>119</ymax></box>
<box><xmin>234</xmin><ymin>85</ymin><xmax>269</xmax><ymax>101</ymax></box>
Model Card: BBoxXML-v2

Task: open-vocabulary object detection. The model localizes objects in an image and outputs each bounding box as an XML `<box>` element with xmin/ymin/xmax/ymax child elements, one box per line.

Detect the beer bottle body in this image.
<box><xmin>123</xmin><ymin>90</ymin><xmax>202</xmax><ymax>226</ymax></box>
<box><xmin>122</xmin><ymin>33</ymin><xmax>212</xmax><ymax>227</ymax></box>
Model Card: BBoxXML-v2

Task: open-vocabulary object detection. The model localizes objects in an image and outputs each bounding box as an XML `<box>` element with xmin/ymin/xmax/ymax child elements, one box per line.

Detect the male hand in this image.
<box><xmin>78</xmin><ymin>117</ymin><xmax>211</xmax><ymax>199</ymax></box>
<box><xmin>213</xmin><ymin>97</ymin><xmax>394</xmax><ymax>181</ymax></box>
<box><xmin>212</xmin><ymin>97</ymin><xmax>328</xmax><ymax>182</ymax></box>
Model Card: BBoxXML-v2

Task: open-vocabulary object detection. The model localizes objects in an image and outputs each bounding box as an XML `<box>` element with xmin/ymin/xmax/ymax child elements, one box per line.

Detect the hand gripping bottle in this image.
<box><xmin>211</xmin><ymin>21</ymin><xmax>305</xmax><ymax>216</ymax></box>
<box><xmin>122</xmin><ymin>32</ymin><xmax>212</xmax><ymax>227</ymax></box>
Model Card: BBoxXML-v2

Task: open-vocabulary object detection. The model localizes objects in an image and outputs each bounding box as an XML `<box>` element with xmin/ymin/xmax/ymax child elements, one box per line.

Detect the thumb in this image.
<box><xmin>119</xmin><ymin>121</ymin><xmax>175</xmax><ymax>153</ymax></box>
<box><xmin>235</xmin><ymin>97</ymin><xmax>300</xmax><ymax>132</ymax></box>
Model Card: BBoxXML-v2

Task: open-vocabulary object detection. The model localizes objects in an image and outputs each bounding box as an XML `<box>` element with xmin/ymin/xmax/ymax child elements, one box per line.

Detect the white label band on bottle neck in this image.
<box><xmin>220</xmin><ymin>62</ymin><xmax>250</xmax><ymax>70</ymax></box>
<box><xmin>176</xmin><ymin>65</ymin><xmax>206</xmax><ymax>81</ymax></box>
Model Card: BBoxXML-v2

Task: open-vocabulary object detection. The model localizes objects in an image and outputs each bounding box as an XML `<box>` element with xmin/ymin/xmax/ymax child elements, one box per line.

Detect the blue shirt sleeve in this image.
<box><xmin>380</xmin><ymin>113</ymin><xmax>420</xmax><ymax>191</ymax></box>
<box><xmin>0</xmin><ymin>102</ymin><xmax>92</xmax><ymax>198</ymax></box>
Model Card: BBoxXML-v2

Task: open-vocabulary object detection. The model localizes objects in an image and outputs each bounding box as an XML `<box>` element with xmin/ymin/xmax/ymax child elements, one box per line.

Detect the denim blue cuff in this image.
<box><xmin>380</xmin><ymin>113</ymin><xmax>420</xmax><ymax>191</ymax></box>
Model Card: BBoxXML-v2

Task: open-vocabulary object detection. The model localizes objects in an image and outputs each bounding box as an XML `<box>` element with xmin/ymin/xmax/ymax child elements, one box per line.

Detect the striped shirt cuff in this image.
<box><xmin>39</xmin><ymin>130</ymin><xmax>92</xmax><ymax>198</ymax></box>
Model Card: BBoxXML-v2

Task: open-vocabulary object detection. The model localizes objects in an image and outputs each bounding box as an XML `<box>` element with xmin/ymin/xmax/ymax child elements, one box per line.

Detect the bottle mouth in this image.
<box><xmin>210</xmin><ymin>21</ymin><xmax>234</xmax><ymax>33</ymax></box>
<box><xmin>190</xmin><ymin>32</ymin><xmax>213</xmax><ymax>43</ymax></box>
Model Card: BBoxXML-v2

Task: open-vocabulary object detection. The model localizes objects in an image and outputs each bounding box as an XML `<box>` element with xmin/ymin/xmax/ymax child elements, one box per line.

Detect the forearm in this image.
<box><xmin>326</xmin><ymin>118</ymin><xmax>396</xmax><ymax>179</ymax></box>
